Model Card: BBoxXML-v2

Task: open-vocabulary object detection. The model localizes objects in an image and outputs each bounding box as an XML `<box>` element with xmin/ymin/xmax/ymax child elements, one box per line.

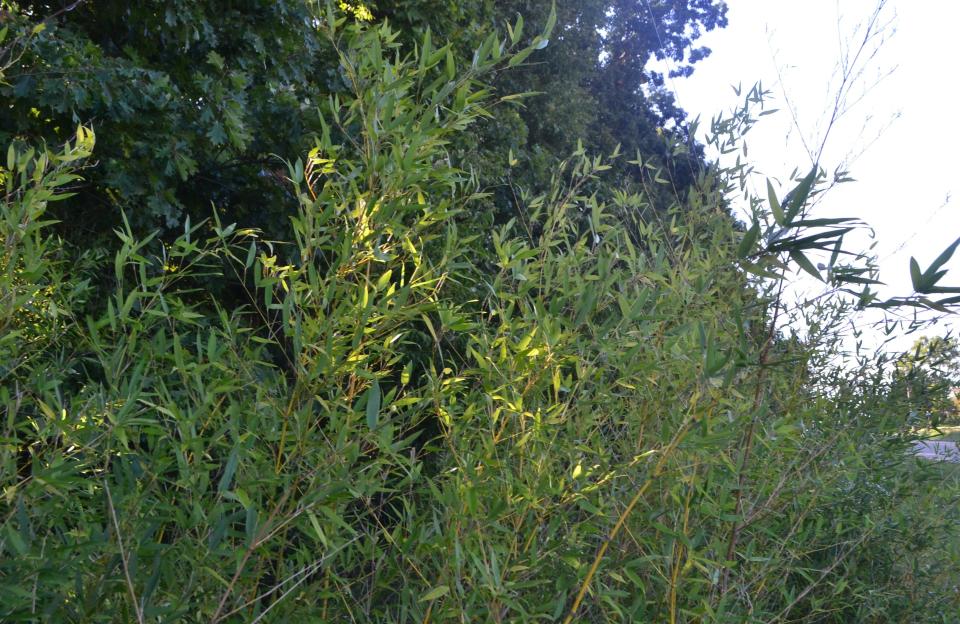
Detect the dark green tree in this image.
<box><xmin>337</xmin><ymin>1</ymin><xmax>729</xmax><ymax>219</ymax></box>
<box><xmin>892</xmin><ymin>335</ymin><xmax>960</xmax><ymax>426</ymax></box>
<box><xmin>1</xmin><ymin>0</ymin><xmax>331</xmax><ymax>234</ymax></box>
<box><xmin>1</xmin><ymin>0</ymin><xmax>727</xmax><ymax>243</ymax></box>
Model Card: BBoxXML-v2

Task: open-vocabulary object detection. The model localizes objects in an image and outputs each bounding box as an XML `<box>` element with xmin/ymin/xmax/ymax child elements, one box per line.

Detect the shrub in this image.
<box><xmin>1</xmin><ymin>8</ymin><xmax>958</xmax><ymax>623</ymax></box>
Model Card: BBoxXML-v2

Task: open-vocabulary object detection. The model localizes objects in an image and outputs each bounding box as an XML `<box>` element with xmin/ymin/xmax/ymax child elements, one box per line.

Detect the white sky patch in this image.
<box><xmin>651</xmin><ymin>0</ymin><xmax>960</xmax><ymax>357</ymax></box>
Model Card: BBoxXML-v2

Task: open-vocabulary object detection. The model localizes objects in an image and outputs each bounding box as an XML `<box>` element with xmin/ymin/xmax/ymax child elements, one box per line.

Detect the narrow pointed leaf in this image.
<box><xmin>791</xmin><ymin>217</ymin><xmax>858</xmax><ymax>228</ymax></box>
<box><xmin>737</xmin><ymin>222</ymin><xmax>760</xmax><ymax>259</ymax></box>
<box><xmin>513</xmin><ymin>14</ymin><xmax>524</xmax><ymax>45</ymax></box>
<box><xmin>544</xmin><ymin>2</ymin><xmax>557</xmax><ymax>37</ymax></box>
<box><xmin>218</xmin><ymin>447</ymin><xmax>240</xmax><ymax>493</ymax></box>
<box><xmin>785</xmin><ymin>166</ymin><xmax>817</xmax><ymax>222</ymax></box>
<box><xmin>366</xmin><ymin>379</ymin><xmax>381</xmax><ymax>430</ymax></box>
<box><xmin>770</xmin><ymin>228</ymin><xmax>853</xmax><ymax>252</ymax></box>
<box><xmin>767</xmin><ymin>179</ymin><xmax>784</xmax><ymax>226</ymax></box>
<box><xmin>508</xmin><ymin>46</ymin><xmax>536</xmax><ymax>67</ymax></box>
<box><xmin>790</xmin><ymin>250</ymin><xmax>822</xmax><ymax>281</ymax></box>
<box><xmin>910</xmin><ymin>257</ymin><xmax>922</xmax><ymax>291</ymax></box>
<box><xmin>922</xmin><ymin>236</ymin><xmax>960</xmax><ymax>282</ymax></box>
<box><xmin>420</xmin><ymin>585</ymin><xmax>450</xmax><ymax>602</ymax></box>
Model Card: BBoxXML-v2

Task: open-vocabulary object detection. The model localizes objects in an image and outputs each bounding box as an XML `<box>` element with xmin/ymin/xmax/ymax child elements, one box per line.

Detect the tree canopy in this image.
<box><xmin>1</xmin><ymin>0</ymin><xmax>727</xmax><ymax>238</ymax></box>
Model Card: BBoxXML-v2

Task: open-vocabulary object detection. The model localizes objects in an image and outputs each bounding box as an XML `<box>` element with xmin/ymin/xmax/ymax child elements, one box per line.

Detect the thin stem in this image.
<box><xmin>720</xmin><ymin>280</ymin><xmax>784</xmax><ymax>595</ymax></box>
<box><xmin>562</xmin><ymin>394</ymin><xmax>706</xmax><ymax>623</ymax></box>
<box><xmin>104</xmin><ymin>481</ymin><xmax>145</xmax><ymax>624</ymax></box>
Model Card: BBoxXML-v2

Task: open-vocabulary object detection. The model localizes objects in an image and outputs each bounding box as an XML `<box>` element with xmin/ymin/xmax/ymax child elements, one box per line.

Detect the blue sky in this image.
<box><xmin>660</xmin><ymin>0</ymin><xmax>960</xmax><ymax>355</ymax></box>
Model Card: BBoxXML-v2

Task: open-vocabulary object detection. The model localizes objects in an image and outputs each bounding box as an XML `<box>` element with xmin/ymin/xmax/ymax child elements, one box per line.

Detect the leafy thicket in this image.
<box><xmin>1</xmin><ymin>3</ymin><xmax>959</xmax><ymax>623</ymax></box>
<box><xmin>374</xmin><ymin>0</ymin><xmax>727</xmax><ymax>220</ymax></box>
<box><xmin>891</xmin><ymin>336</ymin><xmax>960</xmax><ymax>427</ymax></box>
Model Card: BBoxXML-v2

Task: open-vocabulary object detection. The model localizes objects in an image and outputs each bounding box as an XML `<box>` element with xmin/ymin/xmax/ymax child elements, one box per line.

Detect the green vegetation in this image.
<box><xmin>896</xmin><ymin>337</ymin><xmax>960</xmax><ymax>430</ymax></box>
<box><xmin>927</xmin><ymin>428</ymin><xmax>960</xmax><ymax>442</ymax></box>
<box><xmin>1</xmin><ymin>2</ymin><xmax>959</xmax><ymax>622</ymax></box>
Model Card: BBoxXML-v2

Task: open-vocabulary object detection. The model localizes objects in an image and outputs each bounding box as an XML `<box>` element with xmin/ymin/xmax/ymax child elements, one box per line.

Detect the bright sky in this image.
<box><xmin>660</xmin><ymin>0</ymin><xmax>960</xmax><ymax>357</ymax></box>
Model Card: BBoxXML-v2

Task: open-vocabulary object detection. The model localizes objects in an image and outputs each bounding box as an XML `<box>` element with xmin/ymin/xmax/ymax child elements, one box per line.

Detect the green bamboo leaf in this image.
<box><xmin>918</xmin><ymin>297</ymin><xmax>952</xmax><ymax>313</ymax></box>
<box><xmin>218</xmin><ymin>447</ymin><xmax>240</xmax><ymax>493</ymax></box>
<box><xmin>376</xmin><ymin>269</ymin><xmax>393</xmax><ymax>291</ymax></box>
<box><xmin>244</xmin><ymin>240</ymin><xmax>257</xmax><ymax>269</ymax></box>
<box><xmin>910</xmin><ymin>257</ymin><xmax>922</xmax><ymax>291</ymax></box>
<box><xmin>770</xmin><ymin>228</ymin><xmax>854</xmax><ymax>252</ymax></box>
<box><xmin>835</xmin><ymin>275</ymin><xmax>883</xmax><ymax>286</ymax></box>
<box><xmin>921</xmin><ymin>270</ymin><xmax>949</xmax><ymax>291</ymax></box>
<box><xmin>921</xmin><ymin>236</ymin><xmax>960</xmax><ymax>284</ymax></box>
<box><xmin>445</xmin><ymin>49</ymin><xmax>455</xmax><ymax>80</ymax></box>
<box><xmin>790</xmin><ymin>250</ymin><xmax>822</xmax><ymax>281</ymax></box>
<box><xmin>544</xmin><ymin>2</ymin><xmax>557</xmax><ymax>37</ymax></box>
<box><xmin>737</xmin><ymin>222</ymin><xmax>760</xmax><ymax>259</ymax></box>
<box><xmin>420</xmin><ymin>29</ymin><xmax>432</xmax><ymax>72</ymax></box>
<box><xmin>366</xmin><ymin>379</ymin><xmax>381</xmax><ymax>430</ymax></box>
<box><xmin>4</xmin><ymin>524</ymin><xmax>28</xmax><ymax>555</ymax></box>
<box><xmin>419</xmin><ymin>585</ymin><xmax>450</xmax><ymax>602</ymax></box>
<box><xmin>785</xmin><ymin>166</ymin><xmax>817</xmax><ymax>222</ymax></box>
<box><xmin>508</xmin><ymin>45</ymin><xmax>536</xmax><ymax>67</ymax></box>
<box><xmin>767</xmin><ymin>179</ymin><xmax>784</xmax><ymax>226</ymax></box>
<box><xmin>791</xmin><ymin>217</ymin><xmax>857</xmax><ymax>228</ymax></box>
<box><xmin>306</xmin><ymin>510</ymin><xmax>328</xmax><ymax>546</ymax></box>
<box><xmin>245</xmin><ymin>505</ymin><xmax>259</xmax><ymax>547</ymax></box>
<box><xmin>512</xmin><ymin>14</ymin><xmax>524</xmax><ymax>45</ymax></box>
<box><xmin>828</xmin><ymin>238</ymin><xmax>842</xmax><ymax>270</ymax></box>
<box><xmin>741</xmin><ymin>260</ymin><xmax>782</xmax><ymax>280</ymax></box>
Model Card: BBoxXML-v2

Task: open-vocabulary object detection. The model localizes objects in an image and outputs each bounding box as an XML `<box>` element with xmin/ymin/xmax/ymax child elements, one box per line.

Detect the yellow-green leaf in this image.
<box><xmin>419</xmin><ymin>585</ymin><xmax>450</xmax><ymax>602</ymax></box>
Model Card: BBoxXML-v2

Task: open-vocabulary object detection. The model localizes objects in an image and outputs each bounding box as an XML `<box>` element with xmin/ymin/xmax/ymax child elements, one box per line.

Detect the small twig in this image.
<box><xmin>720</xmin><ymin>280</ymin><xmax>784</xmax><ymax>594</ymax></box>
<box><xmin>766</xmin><ymin>531</ymin><xmax>874</xmax><ymax>622</ymax></box>
<box><xmin>668</xmin><ymin>467</ymin><xmax>697</xmax><ymax>624</ymax></box>
<box><xmin>562</xmin><ymin>395</ymin><xmax>707</xmax><ymax>623</ymax></box>
<box><xmin>31</xmin><ymin>536</ymin><xmax>45</xmax><ymax>615</ymax></box>
<box><xmin>209</xmin><ymin>481</ymin><xmax>298</xmax><ymax>623</ymax></box>
<box><xmin>217</xmin><ymin>534</ymin><xmax>362</xmax><ymax>622</ymax></box>
<box><xmin>104</xmin><ymin>481</ymin><xmax>145</xmax><ymax>624</ymax></box>
<box><xmin>43</xmin><ymin>0</ymin><xmax>87</xmax><ymax>22</ymax></box>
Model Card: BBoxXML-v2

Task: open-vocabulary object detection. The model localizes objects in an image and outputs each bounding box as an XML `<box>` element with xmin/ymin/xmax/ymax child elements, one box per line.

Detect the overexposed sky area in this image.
<box><xmin>659</xmin><ymin>0</ymin><xmax>959</xmax><ymax>356</ymax></box>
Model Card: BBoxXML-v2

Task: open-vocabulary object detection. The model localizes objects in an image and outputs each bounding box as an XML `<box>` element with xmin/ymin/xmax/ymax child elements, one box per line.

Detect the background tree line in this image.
<box><xmin>0</xmin><ymin>0</ymin><xmax>725</xmax><ymax>237</ymax></box>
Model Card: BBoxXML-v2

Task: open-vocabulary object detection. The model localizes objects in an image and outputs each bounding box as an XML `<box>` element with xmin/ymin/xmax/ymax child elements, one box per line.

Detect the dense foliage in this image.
<box><xmin>1</xmin><ymin>2</ymin><xmax>959</xmax><ymax>623</ymax></box>
<box><xmin>0</xmin><ymin>0</ymin><xmax>727</xmax><ymax>238</ymax></box>
<box><xmin>892</xmin><ymin>336</ymin><xmax>960</xmax><ymax>427</ymax></box>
